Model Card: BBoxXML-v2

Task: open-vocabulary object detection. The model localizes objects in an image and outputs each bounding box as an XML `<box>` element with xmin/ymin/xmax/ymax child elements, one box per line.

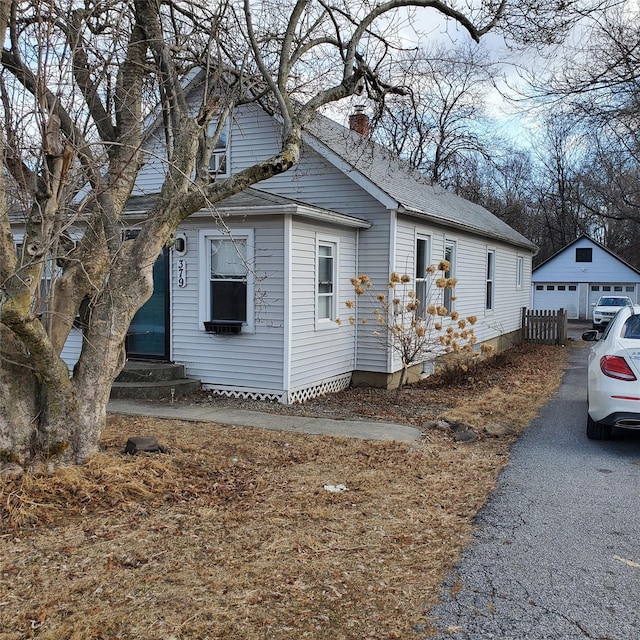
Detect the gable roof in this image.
<box><xmin>305</xmin><ymin>113</ymin><xmax>537</xmax><ymax>252</ymax></box>
<box><xmin>533</xmin><ymin>234</ymin><xmax>640</xmax><ymax>276</ymax></box>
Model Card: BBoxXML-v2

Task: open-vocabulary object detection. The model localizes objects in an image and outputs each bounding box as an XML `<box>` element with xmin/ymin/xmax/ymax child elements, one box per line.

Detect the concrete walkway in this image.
<box><xmin>109</xmin><ymin>323</ymin><xmax>588</xmax><ymax>445</ymax></box>
<box><xmin>110</xmin><ymin>322</ymin><xmax>592</xmax><ymax>446</ymax></box>
<box><xmin>107</xmin><ymin>399</ymin><xmax>423</xmax><ymax>443</ymax></box>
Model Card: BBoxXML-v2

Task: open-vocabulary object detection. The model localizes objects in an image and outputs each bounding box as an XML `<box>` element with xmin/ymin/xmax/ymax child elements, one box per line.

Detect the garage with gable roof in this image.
<box><xmin>531</xmin><ymin>235</ymin><xmax>640</xmax><ymax>320</ymax></box>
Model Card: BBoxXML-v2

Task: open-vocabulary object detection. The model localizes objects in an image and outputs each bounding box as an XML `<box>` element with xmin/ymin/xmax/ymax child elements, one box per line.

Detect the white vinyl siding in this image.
<box><xmin>170</xmin><ymin>218</ymin><xmax>285</xmax><ymax>391</ymax></box>
<box><xmin>60</xmin><ymin>328</ymin><xmax>83</xmax><ymax>372</ymax></box>
<box><xmin>533</xmin><ymin>237</ymin><xmax>640</xmax><ymax>285</ymax></box>
<box><xmin>134</xmin><ymin>103</ymin><xmax>279</xmax><ymax>195</ymax></box>
<box><xmin>396</xmin><ymin>215</ymin><xmax>532</xmax><ymax>354</ymax></box>
<box><xmin>289</xmin><ymin>220</ymin><xmax>357</xmax><ymax>389</ymax></box>
<box><xmin>130</xmin><ymin>98</ymin><xmax>537</xmax><ymax>395</ymax></box>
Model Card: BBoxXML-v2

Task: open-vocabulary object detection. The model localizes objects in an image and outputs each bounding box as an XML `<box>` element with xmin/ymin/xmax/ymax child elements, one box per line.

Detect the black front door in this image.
<box><xmin>126</xmin><ymin>250</ymin><xmax>169</xmax><ymax>359</ymax></box>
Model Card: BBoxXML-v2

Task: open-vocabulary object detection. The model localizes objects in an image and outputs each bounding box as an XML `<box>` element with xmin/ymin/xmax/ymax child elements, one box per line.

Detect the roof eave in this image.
<box><xmin>397</xmin><ymin>205</ymin><xmax>538</xmax><ymax>252</ymax></box>
<box><xmin>124</xmin><ymin>203</ymin><xmax>371</xmax><ymax>230</ymax></box>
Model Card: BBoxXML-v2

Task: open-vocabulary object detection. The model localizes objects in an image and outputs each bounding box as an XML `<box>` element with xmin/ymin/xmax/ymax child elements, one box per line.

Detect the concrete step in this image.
<box><xmin>111</xmin><ymin>360</ymin><xmax>201</xmax><ymax>401</ymax></box>
<box><xmin>110</xmin><ymin>377</ymin><xmax>201</xmax><ymax>401</ymax></box>
<box><xmin>115</xmin><ymin>361</ymin><xmax>188</xmax><ymax>384</ymax></box>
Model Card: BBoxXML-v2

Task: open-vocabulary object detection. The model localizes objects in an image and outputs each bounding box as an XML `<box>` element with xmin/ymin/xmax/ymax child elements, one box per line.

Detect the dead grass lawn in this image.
<box><xmin>0</xmin><ymin>343</ymin><xmax>573</xmax><ymax>640</ymax></box>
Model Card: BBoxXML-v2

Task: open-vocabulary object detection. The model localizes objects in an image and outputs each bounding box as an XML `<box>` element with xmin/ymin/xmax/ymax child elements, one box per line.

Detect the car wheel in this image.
<box><xmin>586</xmin><ymin>414</ymin><xmax>612</xmax><ymax>440</ymax></box>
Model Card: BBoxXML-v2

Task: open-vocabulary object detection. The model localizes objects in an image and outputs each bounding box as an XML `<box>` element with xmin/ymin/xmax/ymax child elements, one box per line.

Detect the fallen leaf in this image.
<box><xmin>613</xmin><ymin>555</ymin><xmax>640</xmax><ymax>569</ymax></box>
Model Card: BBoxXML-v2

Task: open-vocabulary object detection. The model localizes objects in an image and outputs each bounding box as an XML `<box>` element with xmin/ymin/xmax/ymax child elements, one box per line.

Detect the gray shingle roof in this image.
<box><xmin>306</xmin><ymin>113</ymin><xmax>537</xmax><ymax>251</ymax></box>
<box><xmin>125</xmin><ymin>187</ymin><xmax>369</xmax><ymax>228</ymax></box>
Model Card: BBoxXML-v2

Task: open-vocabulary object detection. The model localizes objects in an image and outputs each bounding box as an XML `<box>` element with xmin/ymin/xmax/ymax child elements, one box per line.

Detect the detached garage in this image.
<box><xmin>531</xmin><ymin>235</ymin><xmax>640</xmax><ymax>320</ymax></box>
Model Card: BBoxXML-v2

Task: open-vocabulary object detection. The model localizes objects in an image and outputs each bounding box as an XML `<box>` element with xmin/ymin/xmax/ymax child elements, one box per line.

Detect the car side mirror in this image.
<box><xmin>582</xmin><ymin>330</ymin><xmax>599</xmax><ymax>342</ymax></box>
<box><xmin>590</xmin><ymin>303</ymin><xmax>596</xmax><ymax>307</ymax></box>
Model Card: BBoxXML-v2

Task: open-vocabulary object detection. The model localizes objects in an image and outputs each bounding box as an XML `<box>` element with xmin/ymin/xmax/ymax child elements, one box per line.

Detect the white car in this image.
<box><xmin>583</xmin><ymin>304</ymin><xmax>640</xmax><ymax>440</ymax></box>
<box><xmin>591</xmin><ymin>295</ymin><xmax>633</xmax><ymax>330</ymax></box>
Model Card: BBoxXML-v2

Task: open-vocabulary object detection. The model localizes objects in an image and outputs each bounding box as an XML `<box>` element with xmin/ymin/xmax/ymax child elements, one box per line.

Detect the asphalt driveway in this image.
<box><xmin>425</xmin><ymin>339</ymin><xmax>640</xmax><ymax>640</ymax></box>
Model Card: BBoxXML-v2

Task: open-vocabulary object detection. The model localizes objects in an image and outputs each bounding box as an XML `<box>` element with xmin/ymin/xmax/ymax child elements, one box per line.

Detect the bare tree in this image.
<box><xmin>368</xmin><ymin>41</ymin><xmax>496</xmax><ymax>185</ymax></box>
<box><xmin>526</xmin><ymin>2</ymin><xmax>640</xmax><ymax>258</ymax></box>
<box><xmin>0</xmin><ymin>0</ymin><xmax>606</xmax><ymax>467</ymax></box>
<box><xmin>548</xmin><ymin>3</ymin><xmax>640</xmax><ymax>149</ymax></box>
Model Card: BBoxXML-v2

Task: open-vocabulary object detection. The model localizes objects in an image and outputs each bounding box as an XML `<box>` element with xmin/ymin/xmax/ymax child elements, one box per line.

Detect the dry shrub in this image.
<box><xmin>430</xmin><ymin>350</ymin><xmax>489</xmax><ymax>386</ymax></box>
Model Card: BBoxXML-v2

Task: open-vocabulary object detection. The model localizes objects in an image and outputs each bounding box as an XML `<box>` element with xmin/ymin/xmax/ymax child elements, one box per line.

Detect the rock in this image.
<box><xmin>422</xmin><ymin>419</ymin><xmax>450</xmax><ymax>431</ymax></box>
<box><xmin>484</xmin><ymin>423</ymin><xmax>515</xmax><ymax>437</ymax></box>
<box><xmin>125</xmin><ymin>436</ymin><xmax>166</xmax><ymax>455</ymax></box>
<box><xmin>30</xmin><ymin>460</ymin><xmax>54</xmax><ymax>476</ymax></box>
<box><xmin>453</xmin><ymin>429</ymin><xmax>478</xmax><ymax>442</ymax></box>
<box><xmin>0</xmin><ymin>462</ymin><xmax>24</xmax><ymax>480</ymax></box>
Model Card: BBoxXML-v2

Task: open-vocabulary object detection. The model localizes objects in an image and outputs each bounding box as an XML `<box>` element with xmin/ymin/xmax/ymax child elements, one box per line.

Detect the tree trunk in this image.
<box><xmin>0</xmin><ymin>256</ymin><xmax>150</xmax><ymax>467</ymax></box>
<box><xmin>394</xmin><ymin>363</ymin><xmax>408</xmax><ymax>404</ymax></box>
<box><xmin>0</xmin><ymin>327</ymin><xmax>39</xmax><ymax>465</ymax></box>
<box><xmin>0</xmin><ymin>334</ymin><xmax>130</xmax><ymax>468</ymax></box>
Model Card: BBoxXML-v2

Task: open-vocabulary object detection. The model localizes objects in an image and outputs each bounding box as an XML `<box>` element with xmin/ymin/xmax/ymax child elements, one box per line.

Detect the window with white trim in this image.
<box><xmin>443</xmin><ymin>240</ymin><xmax>456</xmax><ymax>313</ymax></box>
<box><xmin>516</xmin><ymin>255</ymin><xmax>523</xmax><ymax>289</ymax></box>
<box><xmin>415</xmin><ymin>235</ymin><xmax>431</xmax><ymax>317</ymax></box>
<box><xmin>486</xmin><ymin>249</ymin><xmax>495</xmax><ymax>311</ymax></box>
<box><xmin>209</xmin><ymin>118</ymin><xmax>230</xmax><ymax>178</ymax></box>
<box><xmin>200</xmin><ymin>230</ymin><xmax>254</xmax><ymax>333</ymax></box>
<box><xmin>317</xmin><ymin>240</ymin><xmax>337</xmax><ymax>322</ymax></box>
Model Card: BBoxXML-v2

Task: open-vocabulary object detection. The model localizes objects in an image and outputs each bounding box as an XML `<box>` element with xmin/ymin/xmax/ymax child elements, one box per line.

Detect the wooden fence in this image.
<box><xmin>521</xmin><ymin>307</ymin><xmax>568</xmax><ymax>346</ymax></box>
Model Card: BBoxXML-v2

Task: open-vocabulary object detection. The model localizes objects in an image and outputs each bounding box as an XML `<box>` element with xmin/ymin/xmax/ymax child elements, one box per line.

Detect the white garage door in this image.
<box><xmin>532</xmin><ymin>283</ymin><xmax>579</xmax><ymax>319</ymax></box>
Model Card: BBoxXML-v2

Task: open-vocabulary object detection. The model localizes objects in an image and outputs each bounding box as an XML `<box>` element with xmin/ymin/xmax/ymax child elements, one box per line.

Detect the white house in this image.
<box><xmin>61</xmin><ymin>87</ymin><xmax>537</xmax><ymax>403</ymax></box>
<box><xmin>531</xmin><ymin>235</ymin><xmax>640</xmax><ymax>321</ymax></box>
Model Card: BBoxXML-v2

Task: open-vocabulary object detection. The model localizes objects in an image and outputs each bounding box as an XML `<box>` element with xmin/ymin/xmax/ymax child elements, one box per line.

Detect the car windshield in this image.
<box><xmin>599</xmin><ymin>297</ymin><xmax>630</xmax><ymax>306</ymax></box>
<box><xmin>622</xmin><ymin>314</ymin><xmax>640</xmax><ymax>339</ymax></box>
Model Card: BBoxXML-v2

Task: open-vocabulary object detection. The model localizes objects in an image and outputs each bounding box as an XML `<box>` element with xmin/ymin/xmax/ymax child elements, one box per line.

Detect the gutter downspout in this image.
<box><xmin>388</xmin><ymin>208</ymin><xmax>398</xmax><ymax>375</ymax></box>
<box><xmin>354</xmin><ymin>227</ymin><xmax>359</xmax><ymax>371</ymax></box>
<box><xmin>282</xmin><ymin>214</ymin><xmax>292</xmax><ymax>403</ymax></box>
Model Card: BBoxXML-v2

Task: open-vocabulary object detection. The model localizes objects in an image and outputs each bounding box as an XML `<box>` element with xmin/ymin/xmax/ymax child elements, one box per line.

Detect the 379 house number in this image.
<box><xmin>177</xmin><ymin>259</ymin><xmax>187</xmax><ymax>288</ymax></box>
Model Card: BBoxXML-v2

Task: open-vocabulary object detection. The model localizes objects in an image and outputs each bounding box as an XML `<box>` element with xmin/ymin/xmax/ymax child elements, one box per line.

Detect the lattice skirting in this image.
<box><xmin>287</xmin><ymin>373</ymin><xmax>352</xmax><ymax>404</ymax></box>
<box><xmin>202</xmin><ymin>373</ymin><xmax>352</xmax><ymax>405</ymax></box>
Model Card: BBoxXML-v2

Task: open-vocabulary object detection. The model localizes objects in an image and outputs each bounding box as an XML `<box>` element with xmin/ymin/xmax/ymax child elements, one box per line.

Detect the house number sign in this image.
<box><xmin>177</xmin><ymin>259</ymin><xmax>187</xmax><ymax>288</ymax></box>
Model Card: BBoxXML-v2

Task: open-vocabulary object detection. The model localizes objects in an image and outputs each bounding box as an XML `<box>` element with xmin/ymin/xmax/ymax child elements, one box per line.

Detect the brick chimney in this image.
<box><xmin>349</xmin><ymin>106</ymin><xmax>370</xmax><ymax>137</ymax></box>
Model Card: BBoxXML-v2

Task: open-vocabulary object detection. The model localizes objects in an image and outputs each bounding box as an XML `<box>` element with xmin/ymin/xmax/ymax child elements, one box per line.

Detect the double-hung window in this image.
<box><xmin>486</xmin><ymin>249</ymin><xmax>495</xmax><ymax>311</ymax></box>
<box><xmin>317</xmin><ymin>240</ymin><xmax>337</xmax><ymax>322</ymax></box>
<box><xmin>209</xmin><ymin>118</ymin><xmax>230</xmax><ymax>178</ymax></box>
<box><xmin>443</xmin><ymin>240</ymin><xmax>456</xmax><ymax>313</ymax></box>
<box><xmin>415</xmin><ymin>235</ymin><xmax>431</xmax><ymax>317</ymax></box>
<box><xmin>200</xmin><ymin>230</ymin><xmax>254</xmax><ymax>333</ymax></box>
<box><xmin>210</xmin><ymin>237</ymin><xmax>246</xmax><ymax>323</ymax></box>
